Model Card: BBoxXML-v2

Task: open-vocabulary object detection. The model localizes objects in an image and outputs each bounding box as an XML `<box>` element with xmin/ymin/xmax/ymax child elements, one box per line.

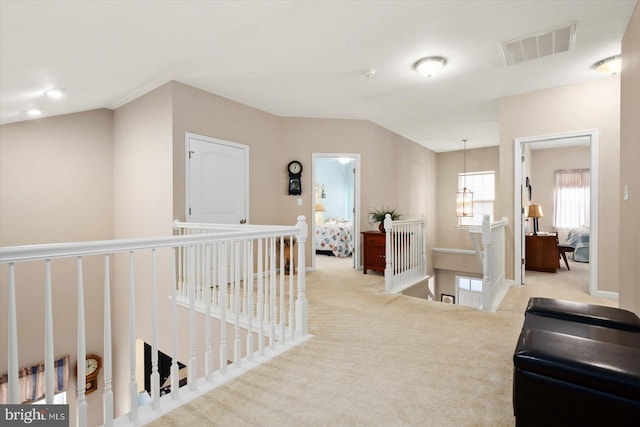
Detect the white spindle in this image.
<box><xmin>234</xmin><ymin>241</ymin><xmax>242</xmax><ymax>366</ymax></box>
<box><xmin>171</xmin><ymin>248</ymin><xmax>180</xmax><ymax>399</ymax></box>
<box><xmin>205</xmin><ymin>244</ymin><xmax>213</xmax><ymax>382</ymax></box>
<box><xmin>279</xmin><ymin>237</ymin><xmax>285</xmax><ymax>345</ymax></box>
<box><xmin>7</xmin><ymin>262</ymin><xmax>19</xmax><ymax>404</ymax></box>
<box><xmin>150</xmin><ymin>249</ymin><xmax>160</xmax><ymax>409</ymax></box>
<box><xmin>246</xmin><ymin>240</ymin><xmax>254</xmax><ymax>362</ymax></box>
<box><xmin>77</xmin><ymin>257</ymin><xmax>87</xmax><ymax>427</ymax></box>
<box><xmin>219</xmin><ymin>242</ymin><xmax>228</xmax><ymax>373</ymax></box>
<box><xmin>295</xmin><ymin>216</ymin><xmax>308</xmax><ymax>336</ymax></box>
<box><xmin>288</xmin><ymin>235</ymin><xmax>295</xmax><ymax>341</ymax></box>
<box><xmin>44</xmin><ymin>260</ymin><xmax>54</xmax><ymax>403</ymax></box>
<box><xmin>257</xmin><ymin>239</ymin><xmax>264</xmax><ymax>356</ymax></box>
<box><xmin>188</xmin><ymin>245</ymin><xmax>197</xmax><ymax>390</ymax></box>
<box><xmin>128</xmin><ymin>252</ymin><xmax>138</xmax><ymax>421</ymax></box>
<box><xmin>103</xmin><ymin>255</ymin><xmax>114</xmax><ymax>427</ymax></box>
<box><xmin>270</xmin><ymin>237</ymin><xmax>276</xmax><ymax>350</ymax></box>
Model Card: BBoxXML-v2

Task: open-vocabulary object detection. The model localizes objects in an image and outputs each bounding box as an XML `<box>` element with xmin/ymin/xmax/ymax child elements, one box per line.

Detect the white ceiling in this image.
<box><xmin>0</xmin><ymin>1</ymin><xmax>636</xmax><ymax>152</ymax></box>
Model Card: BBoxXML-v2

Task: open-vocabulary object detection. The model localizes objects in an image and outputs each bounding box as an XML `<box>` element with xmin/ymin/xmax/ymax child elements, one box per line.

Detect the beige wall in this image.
<box><xmin>530</xmin><ymin>145</ymin><xmax>591</xmax><ymax>241</ymax></box>
<box><xmin>170</xmin><ymin>83</ymin><xmax>437</xmax><ymax>269</ymax></box>
<box><xmin>620</xmin><ymin>4</ymin><xmax>640</xmax><ymax>315</ymax></box>
<box><xmin>0</xmin><ymin>109</ymin><xmax>114</xmax><ymax>426</ymax></box>
<box><xmin>171</xmin><ymin>82</ymin><xmax>284</xmax><ymax>226</ymax></box>
<box><xmin>435</xmin><ymin>146</ymin><xmax>500</xmax><ymax>249</ymax></box>
<box><xmin>112</xmin><ymin>82</ymin><xmax>174</xmax><ymax>417</ymax></box>
<box><xmin>499</xmin><ymin>77</ymin><xmax>621</xmax><ymax>294</ymax></box>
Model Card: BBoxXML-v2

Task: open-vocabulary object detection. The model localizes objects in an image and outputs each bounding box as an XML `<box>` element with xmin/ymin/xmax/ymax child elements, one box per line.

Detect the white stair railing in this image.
<box><xmin>0</xmin><ymin>216</ymin><xmax>309</xmax><ymax>427</ymax></box>
<box><xmin>382</xmin><ymin>214</ymin><xmax>429</xmax><ymax>294</ymax></box>
<box><xmin>172</xmin><ymin>220</ymin><xmax>306</xmax><ymax>345</ymax></box>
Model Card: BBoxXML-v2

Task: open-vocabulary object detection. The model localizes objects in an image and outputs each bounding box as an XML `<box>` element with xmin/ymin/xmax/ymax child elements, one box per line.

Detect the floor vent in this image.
<box><xmin>502</xmin><ymin>23</ymin><xmax>576</xmax><ymax>66</ymax></box>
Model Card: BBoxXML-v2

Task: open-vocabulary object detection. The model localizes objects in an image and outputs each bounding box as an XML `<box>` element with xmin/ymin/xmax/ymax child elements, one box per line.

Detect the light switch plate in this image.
<box><xmin>623</xmin><ymin>185</ymin><xmax>629</xmax><ymax>201</ymax></box>
<box><xmin>297</xmin><ymin>198</ymin><xmax>303</xmax><ymax>206</ymax></box>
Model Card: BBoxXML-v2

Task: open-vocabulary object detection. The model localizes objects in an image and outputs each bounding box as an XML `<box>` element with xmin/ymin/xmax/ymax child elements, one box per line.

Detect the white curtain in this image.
<box><xmin>553</xmin><ymin>169</ymin><xmax>590</xmax><ymax>229</ymax></box>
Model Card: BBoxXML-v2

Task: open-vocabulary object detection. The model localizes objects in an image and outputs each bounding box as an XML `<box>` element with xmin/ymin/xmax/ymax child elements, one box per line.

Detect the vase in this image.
<box><xmin>378</xmin><ymin>222</ymin><xmax>385</xmax><ymax>233</ymax></box>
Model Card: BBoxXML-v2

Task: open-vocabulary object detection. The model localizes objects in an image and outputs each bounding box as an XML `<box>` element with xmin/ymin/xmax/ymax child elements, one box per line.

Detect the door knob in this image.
<box><xmin>240</xmin><ymin>219</ymin><xmax>247</xmax><ymax>224</ymax></box>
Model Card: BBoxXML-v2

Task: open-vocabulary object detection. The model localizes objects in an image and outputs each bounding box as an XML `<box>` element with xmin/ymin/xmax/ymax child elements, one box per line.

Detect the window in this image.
<box><xmin>456</xmin><ymin>276</ymin><xmax>483</xmax><ymax>309</ymax></box>
<box><xmin>458</xmin><ymin>171</ymin><xmax>495</xmax><ymax>227</ymax></box>
<box><xmin>553</xmin><ymin>169</ymin><xmax>590</xmax><ymax>229</ymax></box>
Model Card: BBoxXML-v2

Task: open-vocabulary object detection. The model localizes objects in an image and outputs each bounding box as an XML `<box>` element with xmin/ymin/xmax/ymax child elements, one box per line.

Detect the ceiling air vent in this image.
<box><xmin>502</xmin><ymin>23</ymin><xmax>576</xmax><ymax>66</ymax></box>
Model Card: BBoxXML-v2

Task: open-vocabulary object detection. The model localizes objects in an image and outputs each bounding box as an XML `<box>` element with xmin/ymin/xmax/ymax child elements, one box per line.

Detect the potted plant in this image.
<box><xmin>369</xmin><ymin>207</ymin><xmax>402</xmax><ymax>232</ymax></box>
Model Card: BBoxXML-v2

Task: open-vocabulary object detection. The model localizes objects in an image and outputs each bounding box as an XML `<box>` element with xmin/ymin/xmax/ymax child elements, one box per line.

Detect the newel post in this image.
<box><xmin>481</xmin><ymin>215</ymin><xmax>491</xmax><ymax>312</ymax></box>
<box><xmin>295</xmin><ymin>215</ymin><xmax>308</xmax><ymax>337</ymax></box>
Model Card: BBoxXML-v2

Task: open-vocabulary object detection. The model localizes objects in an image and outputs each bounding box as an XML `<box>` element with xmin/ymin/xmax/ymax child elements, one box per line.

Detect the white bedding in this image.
<box><xmin>566</xmin><ymin>226</ymin><xmax>589</xmax><ymax>263</ymax></box>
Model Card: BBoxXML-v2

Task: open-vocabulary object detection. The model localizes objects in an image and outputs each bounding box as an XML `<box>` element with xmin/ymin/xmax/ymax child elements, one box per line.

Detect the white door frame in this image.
<box><xmin>184</xmin><ymin>132</ymin><xmax>250</xmax><ymax>223</ymax></box>
<box><xmin>311</xmin><ymin>153</ymin><xmax>361</xmax><ymax>271</ymax></box>
<box><xmin>514</xmin><ymin>129</ymin><xmax>612</xmax><ymax>298</ymax></box>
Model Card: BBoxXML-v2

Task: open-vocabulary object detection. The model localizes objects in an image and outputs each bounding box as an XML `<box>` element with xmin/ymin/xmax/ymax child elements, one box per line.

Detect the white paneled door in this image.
<box><xmin>186</xmin><ymin>133</ymin><xmax>249</xmax><ymax>224</ymax></box>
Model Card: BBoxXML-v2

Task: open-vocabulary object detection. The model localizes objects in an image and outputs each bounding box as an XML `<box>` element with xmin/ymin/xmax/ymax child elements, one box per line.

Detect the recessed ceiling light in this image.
<box><xmin>414</xmin><ymin>56</ymin><xmax>447</xmax><ymax>77</ymax></box>
<box><xmin>592</xmin><ymin>55</ymin><xmax>621</xmax><ymax>75</ymax></box>
<box><xmin>45</xmin><ymin>88</ymin><xmax>65</xmax><ymax>99</ymax></box>
<box><xmin>27</xmin><ymin>108</ymin><xmax>43</xmax><ymax>117</ymax></box>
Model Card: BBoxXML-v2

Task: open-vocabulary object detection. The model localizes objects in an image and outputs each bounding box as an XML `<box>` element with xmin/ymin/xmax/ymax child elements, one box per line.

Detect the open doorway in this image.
<box><xmin>514</xmin><ymin>130</ymin><xmax>609</xmax><ymax>298</ymax></box>
<box><xmin>311</xmin><ymin>153</ymin><xmax>361</xmax><ymax>271</ymax></box>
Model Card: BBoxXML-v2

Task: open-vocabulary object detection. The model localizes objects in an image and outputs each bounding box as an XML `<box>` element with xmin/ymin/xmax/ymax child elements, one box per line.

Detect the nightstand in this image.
<box><xmin>525</xmin><ymin>233</ymin><xmax>560</xmax><ymax>272</ymax></box>
<box><xmin>361</xmin><ymin>231</ymin><xmax>386</xmax><ymax>274</ymax></box>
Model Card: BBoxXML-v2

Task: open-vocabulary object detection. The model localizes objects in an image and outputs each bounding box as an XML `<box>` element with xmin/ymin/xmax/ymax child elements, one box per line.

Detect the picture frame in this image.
<box><xmin>441</xmin><ymin>294</ymin><xmax>455</xmax><ymax>304</ymax></box>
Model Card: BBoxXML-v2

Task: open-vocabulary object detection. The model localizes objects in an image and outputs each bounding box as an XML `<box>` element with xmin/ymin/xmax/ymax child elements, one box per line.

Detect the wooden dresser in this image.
<box><xmin>361</xmin><ymin>231</ymin><xmax>386</xmax><ymax>274</ymax></box>
<box><xmin>525</xmin><ymin>233</ymin><xmax>560</xmax><ymax>272</ymax></box>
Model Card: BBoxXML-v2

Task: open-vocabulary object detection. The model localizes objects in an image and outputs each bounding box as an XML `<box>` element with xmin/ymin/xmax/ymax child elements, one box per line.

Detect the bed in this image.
<box><xmin>315</xmin><ymin>218</ymin><xmax>354</xmax><ymax>257</ymax></box>
<box><xmin>566</xmin><ymin>226</ymin><xmax>590</xmax><ymax>263</ymax></box>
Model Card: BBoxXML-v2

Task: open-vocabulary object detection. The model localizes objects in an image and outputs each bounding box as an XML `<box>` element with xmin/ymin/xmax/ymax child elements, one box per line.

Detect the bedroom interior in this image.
<box><xmin>1</xmin><ymin>1</ymin><xmax>639</xmax><ymax>426</ymax></box>
<box><xmin>312</xmin><ymin>154</ymin><xmax>358</xmax><ymax>270</ymax></box>
<box><xmin>521</xmin><ymin>137</ymin><xmax>592</xmax><ymax>290</ymax></box>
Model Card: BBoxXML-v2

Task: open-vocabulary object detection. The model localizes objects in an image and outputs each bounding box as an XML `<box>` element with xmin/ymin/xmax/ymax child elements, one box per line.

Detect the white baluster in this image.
<box><xmin>44</xmin><ymin>260</ymin><xmax>54</xmax><ymax>403</ymax></box>
<box><xmin>150</xmin><ymin>249</ymin><xmax>160</xmax><ymax>409</ymax></box>
<box><xmin>279</xmin><ymin>236</ymin><xmax>285</xmax><ymax>345</ymax></box>
<box><xmin>219</xmin><ymin>242</ymin><xmax>228</xmax><ymax>373</ymax></box>
<box><xmin>77</xmin><ymin>257</ymin><xmax>87</xmax><ymax>427</ymax></box>
<box><xmin>270</xmin><ymin>237</ymin><xmax>276</xmax><ymax>350</ymax></box>
<box><xmin>188</xmin><ymin>245</ymin><xmax>197</xmax><ymax>390</ymax></box>
<box><xmin>103</xmin><ymin>255</ymin><xmax>114</xmax><ymax>426</ymax></box>
<box><xmin>171</xmin><ymin>248</ymin><xmax>180</xmax><ymax>399</ymax></box>
<box><xmin>246</xmin><ymin>240</ymin><xmax>254</xmax><ymax>362</ymax></box>
<box><xmin>128</xmin><ymin>252</ymin><xmax>138</xmax><ymax>421</ymax></box>
<box><xmin>7</xmin><ymin>263</ymin><xmax>19</xmax><ymax>404</ymax></box>
<box><xmin>257</xmin><ymin>239</ymin><xmax>264</xmax><ymax>356</ymax></box>
<box><xmin>205</xmin><ymin>244</ymin><xmax>213</xmax><ymax>382</ymax></box>
<box><xmin>234</xmin><ymin>241</ymin><xmax>241</xmax><ymax>366</ymax></box>
<box><xmin>242</xmin><ymin>240</ymin><xmax>248</xmax><ymax>318</ymax></box>
<box><xmin>295</xmin><ymin>216</ymin><xmax>308</xmax><ymax>337</ymax></box>
<box><xmin>288</xmin><ymin>235</ymin><xmax>295</xmax><ymax>341</ymax></box>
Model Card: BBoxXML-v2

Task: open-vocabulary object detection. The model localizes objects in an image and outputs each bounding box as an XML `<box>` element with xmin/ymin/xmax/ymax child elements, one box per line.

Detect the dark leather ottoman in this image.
<box><xmin>513</xmin><ymin>298</ymin><xmax>640</xmax><ymax>426</ymax></box>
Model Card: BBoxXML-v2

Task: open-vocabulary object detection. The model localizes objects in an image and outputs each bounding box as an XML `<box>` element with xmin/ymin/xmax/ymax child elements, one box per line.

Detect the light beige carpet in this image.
<box><xmin>151</xmin><ymin>256</ymin><xmax>615</xmax><ymax>427</ymax></box>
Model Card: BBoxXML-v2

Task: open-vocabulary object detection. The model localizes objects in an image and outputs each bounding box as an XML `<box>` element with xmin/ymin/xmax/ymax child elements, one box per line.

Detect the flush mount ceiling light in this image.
<box><xmin>592</xmin><ymin>55</ymin><xmax>621</xmax><ymax>75</ymax></box>
<box><xmin>27</xmin><ymin>108</ymin><xmax>42</xmax><ymax>117</ymax></box>
<box><xmin>413</xmin><ymin>56</ymin><xmax>447</xmax><ymax>77</ymax></box>
<box><xmin>45</xmin><ymin>88</ymin><xmax>66</xmax><ymax>99</ymax></box>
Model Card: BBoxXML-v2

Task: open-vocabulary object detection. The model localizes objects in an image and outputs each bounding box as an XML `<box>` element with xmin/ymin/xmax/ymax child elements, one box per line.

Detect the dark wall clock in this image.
<box><xmin>287</xmin><ymin>160</ymin><xmax>303</xmax><ymax>195</ymax></box>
